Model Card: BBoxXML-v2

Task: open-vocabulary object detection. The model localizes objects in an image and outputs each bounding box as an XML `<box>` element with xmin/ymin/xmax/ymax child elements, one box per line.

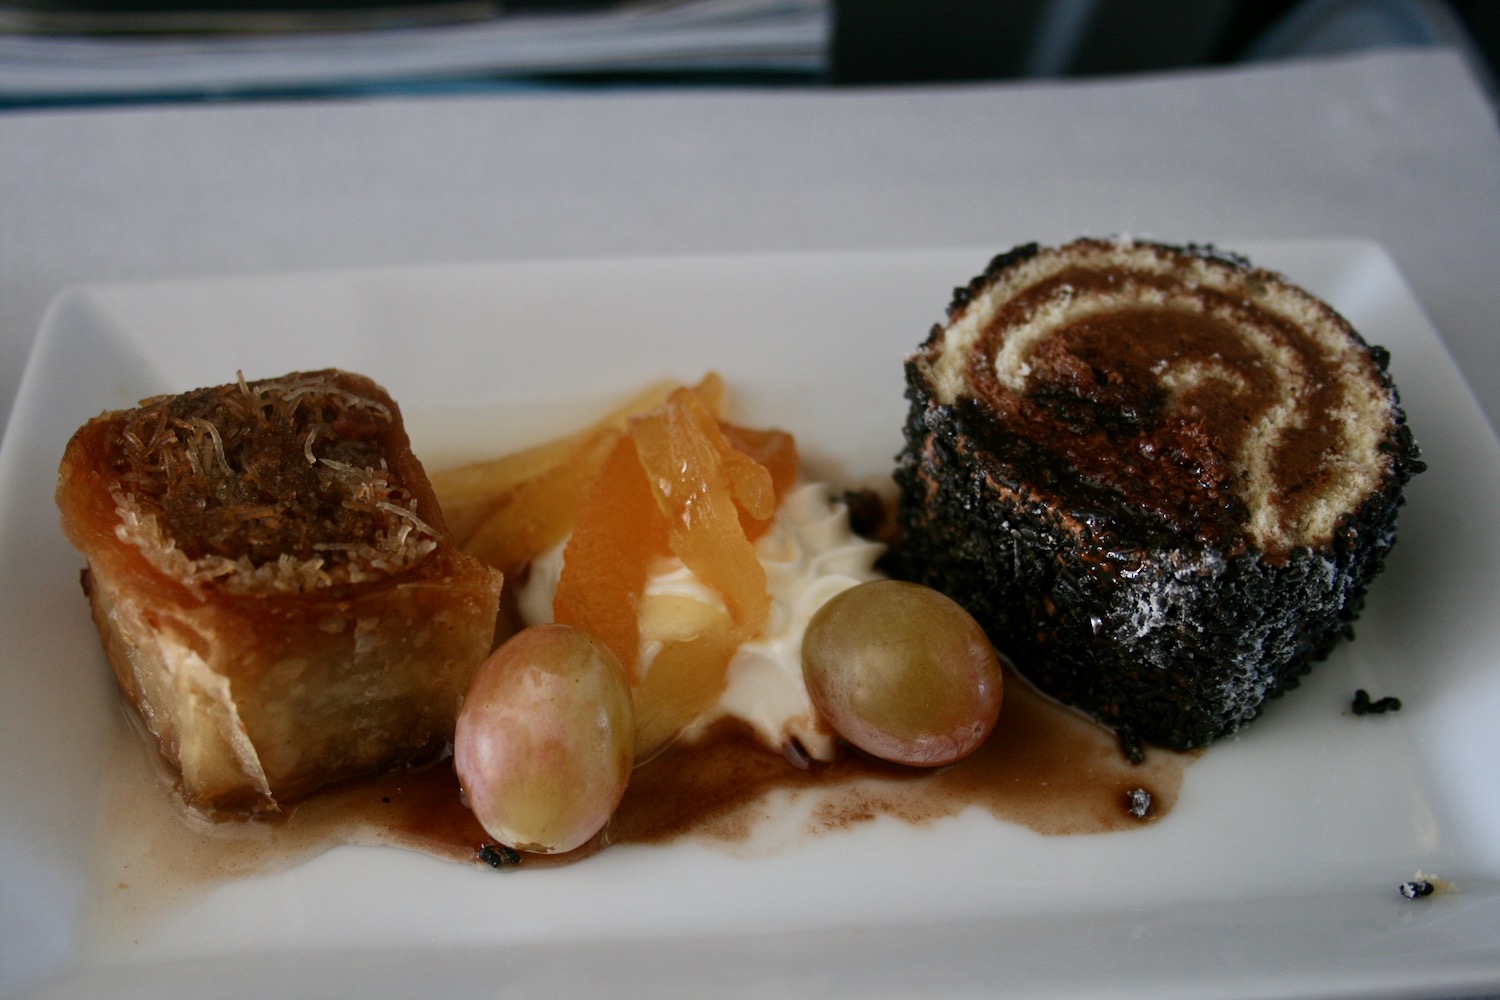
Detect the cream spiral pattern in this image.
<box><xmin>921</xmin><ymin>238</ymin><xmax>1398</xmax><ymax>556</ymax></box>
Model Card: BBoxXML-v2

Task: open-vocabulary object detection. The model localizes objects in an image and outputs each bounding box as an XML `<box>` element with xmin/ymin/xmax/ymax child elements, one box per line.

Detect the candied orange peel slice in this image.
<box><xmin>552</xmin><ymin>431</ymin><xmax>667</xmax><ymax>683</ymax></box>
<box><xmin>431</xmin><ymin>380</ymin><xmax>679</xmax><ymax>547</ymax></box>
<box><xmin>628</xmin><ymin>386</ymin><xmax>771</xmax><ymax>632</ymax></box>
<box><xmin>459</xmin><ymin>425</ymin><xmax>622</xmax><ymax>583</ymax></box>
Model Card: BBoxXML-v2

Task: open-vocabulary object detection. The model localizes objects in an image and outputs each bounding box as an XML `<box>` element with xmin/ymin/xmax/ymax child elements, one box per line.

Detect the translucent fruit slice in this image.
<box><xmin>633</xmin><ymin>609</ymin><xmax>743</xmax><ymax>760</ymax></box>
<box><xmin>629</xmin><ymin>388</ymin><xmax>771</xmax><ymax>632</ymax></box>
<box><xmin>718</xmin><ymin>422</ymin><xmax>798</xmax><ymax>540</ymax></box>
<box><xmin>621</xmin><ymin>388</ymin><xmax>779</xmax><ymax>757</ymax></box>
<box><xmin>461</xmin><ymin>425</ymin><xmax>622</xmax><ymax>580</ymax></box>
<box><xmin>553</xmin><ymin>432</ymin><xmax>670</xmax><ymax>681</ymax></box>
<box><xmin>432</xmin><ymin>379</ymin><xmax>680</xmax><ymax>544</ymax></box>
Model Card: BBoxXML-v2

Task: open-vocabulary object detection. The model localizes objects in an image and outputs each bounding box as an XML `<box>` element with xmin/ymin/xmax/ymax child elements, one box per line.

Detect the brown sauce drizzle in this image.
<box><xmin>123</xmin><ymin>666</ymin><xmax>1191</xmax><ymax>884</ymax></box>
<box><xmin>610</xmin><ymin>666</ymin><xmax>1189</xmax><ymax>848</ymax></box>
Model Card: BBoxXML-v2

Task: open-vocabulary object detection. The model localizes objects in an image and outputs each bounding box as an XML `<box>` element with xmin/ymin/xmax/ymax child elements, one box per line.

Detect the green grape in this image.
<box><xmin>454</xmin><ymin>623</ymin><xmax>635</xmax><ymax>854</ymax></box>
<box><xmin>802</xmin><ymin>579</ymin><xmax>1002</xmax><ymax>766</ymax></box>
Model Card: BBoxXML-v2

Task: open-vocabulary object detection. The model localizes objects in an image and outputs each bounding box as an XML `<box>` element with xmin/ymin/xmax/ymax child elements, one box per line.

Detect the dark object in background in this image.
<box><xmin>832</xmin><ymin>0</ymin><xmax>1272</xmax><ymax>83</ymax></box>
<box><xmin>830</xmin><ymin>0</ymin><xmax>1496</xmax><ymax>94</ymax></box>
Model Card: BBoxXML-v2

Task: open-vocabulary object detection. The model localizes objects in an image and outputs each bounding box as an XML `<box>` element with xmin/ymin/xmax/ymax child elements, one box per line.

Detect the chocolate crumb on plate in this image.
<box><xmin>1352</xmin><ymin>689</ymin><xmax>1403</xmax><ymax>715</ymax></box>
<box><xmin>477</xmin><ymin>843</ymin><xmax>522</xmax><ymax>869</ymax></box>
<box><xmin>1400</xmin><ymin>880</ymin><xmax>1435</xmax><ymax>899</ymax></box>
<box><xmin>1398</xmin><ymin>871</ymin><xmax>1456</xmax><ymax>899</ymax></box>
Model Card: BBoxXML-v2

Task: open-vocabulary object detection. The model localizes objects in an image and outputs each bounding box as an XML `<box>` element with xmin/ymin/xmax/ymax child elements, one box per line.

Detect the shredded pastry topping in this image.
<box><xmin>108</xmin><ymin>372</ymin><xmax>437</xmax><ymax>593</ymax></box>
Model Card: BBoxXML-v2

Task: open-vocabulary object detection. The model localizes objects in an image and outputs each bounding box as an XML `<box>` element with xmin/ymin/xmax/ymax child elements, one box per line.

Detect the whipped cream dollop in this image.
<box><xmin>517</xmin><ymin>482</ymin><xmax>886</xmax><ymax>761</ymax></box>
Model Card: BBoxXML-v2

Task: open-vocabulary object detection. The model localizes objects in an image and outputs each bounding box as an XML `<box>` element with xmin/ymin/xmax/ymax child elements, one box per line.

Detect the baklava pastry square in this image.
<box><xmin>57</xmin><ymin>370</ymin><xmax>503</xmax><ymax>816</ymax></box>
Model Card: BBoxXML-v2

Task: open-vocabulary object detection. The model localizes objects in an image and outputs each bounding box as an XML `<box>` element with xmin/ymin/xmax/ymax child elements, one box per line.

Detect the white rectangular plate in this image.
<box><xmin>3</xmin><ymin>242</ymin><xmax>1499</xmax><ymax>1000</ymax></box>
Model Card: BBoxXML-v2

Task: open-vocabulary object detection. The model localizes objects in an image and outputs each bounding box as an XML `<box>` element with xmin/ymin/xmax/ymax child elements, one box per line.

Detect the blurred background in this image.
<box><xmin>0</xmin><ymin>0</ymin><xmax>1495</xmax><ymax>107</ymax></box>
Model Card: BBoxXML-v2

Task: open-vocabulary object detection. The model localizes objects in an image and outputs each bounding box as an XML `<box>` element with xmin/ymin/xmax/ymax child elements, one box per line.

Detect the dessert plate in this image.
<box><xmin>3</xmin><ymin>242</ymin><xmax>1498</xmax><ymax>1000</ymax></box>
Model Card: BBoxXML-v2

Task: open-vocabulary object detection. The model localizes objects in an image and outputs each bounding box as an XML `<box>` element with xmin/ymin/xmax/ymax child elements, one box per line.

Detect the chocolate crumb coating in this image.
<box><xmin>892</xmin><ymin>239</ymin><xmax>1423</xmax><ymax>755</ymax></box>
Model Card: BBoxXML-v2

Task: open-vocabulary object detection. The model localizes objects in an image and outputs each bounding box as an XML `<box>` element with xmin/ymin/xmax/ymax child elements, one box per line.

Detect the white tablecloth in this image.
<box><xmin>2</xmin><ymin>45</ymin><xmax>1499</xmax><ymax>1000</ymax></box>
<box><xmin>3</xmin><ymin>47</ymin><xmax>1499</xmax><ymax>440</ymax></box>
